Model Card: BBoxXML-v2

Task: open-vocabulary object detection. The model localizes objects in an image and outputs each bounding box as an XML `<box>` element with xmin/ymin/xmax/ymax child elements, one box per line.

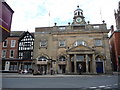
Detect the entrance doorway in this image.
<box><xmin>58</xmin><ymin>65</ymin><xmax>66</xmax><ymax>74</ymax></box>
<box><xmin>38</xmin><ymin>65</ymin><xmax>47</xmax><ymax>75</ymax></box>
<box><xmin>71</xmin><ymin>62</ymin><xmax>86</xmax><ymax>73</ymax></box>
<box><xmin>96</xmin><ymin>62</ymin><xmax>103</xmax><ymax>73</ymax></box>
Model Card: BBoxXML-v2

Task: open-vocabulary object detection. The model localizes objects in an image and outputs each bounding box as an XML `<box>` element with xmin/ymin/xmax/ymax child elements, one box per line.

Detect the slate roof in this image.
<box><xmin>10</xmin><ymin>31</ymin><xmax>25</xmax><ymax>37</ymax></box>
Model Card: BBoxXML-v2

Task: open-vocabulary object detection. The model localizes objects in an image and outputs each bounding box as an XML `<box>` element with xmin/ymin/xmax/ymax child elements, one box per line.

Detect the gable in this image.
<box><xmin>19</xmin><ymin>31</ymin><xmax>34</xmax><ymax>41</ymax></box>
<box><xmin>67</xmin><ymin>45</ymin><xmax>93</xmax><ymax>52</ymax></box>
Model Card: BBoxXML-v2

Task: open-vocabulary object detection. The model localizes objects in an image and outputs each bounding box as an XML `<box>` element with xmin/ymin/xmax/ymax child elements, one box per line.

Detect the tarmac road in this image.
<box><xmin>1</xmin><ymin>73</ymin><xmax>119</xmax><ymax>89</ymax></box>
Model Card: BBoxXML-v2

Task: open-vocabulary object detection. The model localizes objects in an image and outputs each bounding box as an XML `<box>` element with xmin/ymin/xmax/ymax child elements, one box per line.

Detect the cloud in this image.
<box><xmin>7</xmin><ymin>0</ymin><xmax>119</xmax><ymax>32</ymax></box>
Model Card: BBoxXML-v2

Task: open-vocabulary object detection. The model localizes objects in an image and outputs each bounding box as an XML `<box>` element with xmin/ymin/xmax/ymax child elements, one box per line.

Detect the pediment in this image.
<box><xmin>67</xmin><ymin>45</ymin><xmax>94</xmax><ymax>52</ymax></box>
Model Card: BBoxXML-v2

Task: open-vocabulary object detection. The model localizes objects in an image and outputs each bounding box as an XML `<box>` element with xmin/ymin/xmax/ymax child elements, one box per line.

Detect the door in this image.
<box><xmin>96</xmin><ymin>62</ymin><xmax>103</xmax><ymax>73</ymax></box>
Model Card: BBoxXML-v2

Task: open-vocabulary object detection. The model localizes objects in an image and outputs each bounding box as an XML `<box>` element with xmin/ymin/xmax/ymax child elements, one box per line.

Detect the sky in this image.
<box><xmin>6</xmin><ymin>0</ymin><xmax>119</xmax><ymax>32</ymax></box>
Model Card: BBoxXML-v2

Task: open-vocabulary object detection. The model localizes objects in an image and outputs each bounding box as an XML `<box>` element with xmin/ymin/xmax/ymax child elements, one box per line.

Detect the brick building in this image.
<box><xmin>109</xmin><ymin>1</ymin><xmax>120</xmax><ymax>71</ymax></box>
<box><xmin>1</xmin><ymin>31</ymin><xmax>34</xmax><ymax>72</ymax></box>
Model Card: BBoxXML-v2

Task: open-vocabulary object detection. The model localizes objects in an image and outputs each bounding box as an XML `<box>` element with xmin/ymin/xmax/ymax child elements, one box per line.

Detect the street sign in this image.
<box><xmin>0</xmin><ymin>1</ymin><xmax>14</xmax><ymax>42</ymax></box>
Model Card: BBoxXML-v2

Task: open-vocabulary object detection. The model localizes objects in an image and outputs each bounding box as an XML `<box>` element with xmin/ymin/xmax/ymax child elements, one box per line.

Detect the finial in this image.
<box><xmin>102</xmin><ymin>20</ymin><xmax>105</xmax><ymax>23</ymax></box>
<box><xmin>87</xmin><ymin>21</ymin><xmax>90</xmax><ymax>24</ymax></box>
<box><xmin>77</xmin><ymin>5</ymin><xmax>79</xmax><ymax>8</ymax></box>
<box><xmin>54</xmin><ymin>22</ymin><xmax>57</xmax><ymax>26</ymax></box>
<box><xmin>68</xmin><ymin>22</ymin><xmax>70</xmax><ymax>25</ymax></box>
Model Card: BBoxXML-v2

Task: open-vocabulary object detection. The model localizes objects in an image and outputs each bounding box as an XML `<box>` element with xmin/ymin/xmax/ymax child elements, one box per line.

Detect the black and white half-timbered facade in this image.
<box><xmin>18</xmin><ymin>31</ymin><xmax>34</xmax><ymax>71</ymax></box>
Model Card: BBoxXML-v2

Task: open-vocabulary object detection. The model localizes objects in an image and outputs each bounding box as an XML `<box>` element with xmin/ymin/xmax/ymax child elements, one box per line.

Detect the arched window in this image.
<box><xmin>59</xmin><ymin>56</ymin><xmax>66</xmax><ymax>61</ymax></box>
<box><xmin>74</xmin><ymin>40</ymin><xmax>86</xmax><ymax>46</ymax></box>
<box><xmin>38</xmin><ymin>56</ymin><xmax>47</xmax><ymax>61</ymax></box>
<box><xmin>95</xmin><ymin>55</ymin><xmax>104</xmax><ymax>61</ymax></box>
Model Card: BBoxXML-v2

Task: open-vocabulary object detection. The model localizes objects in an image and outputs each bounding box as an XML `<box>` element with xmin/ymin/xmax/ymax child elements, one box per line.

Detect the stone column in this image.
<box><xmin>74</xmin><ymin>54</ymin><xmax>77</xmax><ymax>73</ymax></box>
<box><xmin>92</xmin><ymin>54</ymin><xmax>96</xmax><ymax>74</ymax></box>
<box><xmin>66</xmin><ymin>55</ymin><xmax>71</xmax><ymax>73</ymax></box>
<box><xmin>85</xmin><ymin>54</ymin><xmax>89</xmax><ymax>73</ymax></box>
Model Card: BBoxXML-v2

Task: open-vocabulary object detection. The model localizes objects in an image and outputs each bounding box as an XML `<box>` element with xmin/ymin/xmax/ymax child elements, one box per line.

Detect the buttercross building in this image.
<box><xmin>33</xmin><ymin>6</ymin><xmax>112</xmax><ymax>74</ymax></box>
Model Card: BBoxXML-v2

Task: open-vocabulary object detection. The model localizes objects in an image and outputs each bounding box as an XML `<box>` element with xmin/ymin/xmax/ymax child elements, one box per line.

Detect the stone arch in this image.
<box><xmin>95</xmin><ymin>54</ymin><xmax>105</xmax><ymax>61</ymax></box>
<box><xmin>73</xmin><ymin>40</ymin><xmax>87</xmax><ymax>47</ymax></box>
<box><xmin>57</xmin><ymin>54</ymin><xmax>67</xmax><ymax>61</ymax></box>
<box><xmin>37</xmin><ymin>54</ymin><xmax>49</xmax><ymax>61</ymax></box>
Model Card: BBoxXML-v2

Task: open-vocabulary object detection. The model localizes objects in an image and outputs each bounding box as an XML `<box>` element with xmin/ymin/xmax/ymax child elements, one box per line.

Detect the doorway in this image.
<box><xmin>38</xmin><ymin>65</ymin><xmax>47</xmax><ymax>75</ymax></box>
<box><xmin>58</xmin><ymin>65</ymin><xmax>66</xmax><ymax>74</ymax></box>
<box><xmin>96</xmin><ymin>62</ymin><xmax>103</xmax><ymax>73</ymax></box>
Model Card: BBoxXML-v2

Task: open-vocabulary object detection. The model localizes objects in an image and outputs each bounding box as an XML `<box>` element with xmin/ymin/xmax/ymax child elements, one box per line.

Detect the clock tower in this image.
<box><xmin>72</xmin><ymin>6</ymin><xmax>86</xmax><ymax>25</ymax></box>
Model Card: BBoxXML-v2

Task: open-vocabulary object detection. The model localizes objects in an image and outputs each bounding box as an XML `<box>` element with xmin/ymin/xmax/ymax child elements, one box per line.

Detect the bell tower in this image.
<box><xmin>72</xmin><ymin>6</ymin><xmax>86</xmax><ymax>25</ymax></box>
<box><xmin>115</xmin><ymin>1</ymin><xmax>120</xmax><ymax>29</ymax></box>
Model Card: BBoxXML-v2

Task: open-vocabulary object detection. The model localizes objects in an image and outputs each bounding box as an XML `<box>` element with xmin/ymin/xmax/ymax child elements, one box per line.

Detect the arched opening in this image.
<box><xmin>74</xmin><ymin>40</ymin><xmax>87</xmax><ymax>46</ymax></box>
<box><xmin>58</xmin><ymin>56</ymin><xmax>66</xmax><ymax>74</ymax></box>
<box><xmin>59</xmin><ymin>56</ymin><xmax>66</xmax><ymax>61</ymax></box>
<box><xmin>95</xmin><ymin>55</ymin><xmax>104</xmax><ymax>73</ymax></box>
<box><xmin>38</xmin><ymin>56</ymin><xmax>48</xmax><ymax>61</ymax></box>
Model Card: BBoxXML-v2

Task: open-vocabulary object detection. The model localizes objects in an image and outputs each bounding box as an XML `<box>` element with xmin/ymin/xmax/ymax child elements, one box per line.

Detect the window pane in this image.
<box><xmin>3</xmin><ymin>40</ymin><xmax>7</xmax><ymax>47</ymax></box>
<box><xmin>95</xmin><ymin>40</ymin><xmax>102</xmax><ymax>46</ymax></box>
<box><xmin>40</xmin><ymin>41</ymin><xmax>47</xmax><ymax>47</ymax></box>
<box><xmin>74</xmin><ymin>41</ymin><xmax>86</xmax><ymax>46</ymax></box>
<box><xmin>76</xmin><ymin>55</ymin><xmax>84</xmax><ymax>61</ymax></box>
<box><xmin>59</xmin><ymin>41</ymin><xmax>65</xmax><ymax>47</ymax></box>
<box><xmin>38</xmin><ymin>56</ymin><xmax>47</xmax><ymax>61</ymax></box>
<box><xmin>11</xmin><ymin>40</ymin><xmax>16</xmax><ymax>47</ymax></box>
<box><xmin>59</xmin><ymin>56</ymin><xmax>66</xmax><ymax>61</ymax></box>
<box><xmin>10</xmin><ymin>50</ymin><xmax>14</xmax><ymax>58</ymax></box>
<box><xmin>2</xmin><ymin>50</ymin><xmax>6</xmax><ymax>58</ymax></box>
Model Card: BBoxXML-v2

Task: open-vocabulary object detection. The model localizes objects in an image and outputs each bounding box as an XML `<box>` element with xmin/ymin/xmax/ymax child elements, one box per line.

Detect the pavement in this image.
<box><xmin>0</xmin><ymin>72</ymin><xmax>119</xmax><ymax>78</ymax></box>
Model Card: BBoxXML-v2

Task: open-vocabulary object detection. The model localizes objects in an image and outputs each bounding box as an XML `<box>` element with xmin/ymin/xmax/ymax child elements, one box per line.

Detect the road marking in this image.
<box><xmin>89</xmin><ymin>86</ymin><xmax>97</xmax><ymax>89</ymax></box>
<box><xmin>98</xmin><ymin>85</ymin><xmax>106</xmax><ymax>88</ymax></box>
<box><xmin>114</xmin><ymin>84</ymin><xmax>118</xmax><ymax>86</ymax></box>
<box><xmin>104</xmin><ymin>86</ymin><xmax>111</xmax><ymax>89</ymax></box>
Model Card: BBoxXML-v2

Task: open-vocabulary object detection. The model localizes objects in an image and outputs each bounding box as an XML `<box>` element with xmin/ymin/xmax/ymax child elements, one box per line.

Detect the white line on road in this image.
<box><xmin>89</xmin><ymin>86</ymin><xmax>97</xmax><ymax>89</ymax></box>
<box><xmin>98</xmin><ymin>85</ymin><xmax>106</xmax><ymax>88</ymax></box>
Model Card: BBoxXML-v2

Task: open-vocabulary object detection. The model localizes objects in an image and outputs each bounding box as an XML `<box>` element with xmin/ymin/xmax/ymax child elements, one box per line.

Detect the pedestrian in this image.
<box><xmin>78</xmin><ymin>64</ymin><xmax>82</xmax><ymax>75</ymax></box>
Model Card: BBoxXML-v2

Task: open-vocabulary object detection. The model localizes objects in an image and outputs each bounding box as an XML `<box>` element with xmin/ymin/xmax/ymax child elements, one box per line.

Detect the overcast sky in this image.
<box><xmin>7</xmin><ymin>0</ymin><xmax>119</xmax><ymax>32</ymax></box>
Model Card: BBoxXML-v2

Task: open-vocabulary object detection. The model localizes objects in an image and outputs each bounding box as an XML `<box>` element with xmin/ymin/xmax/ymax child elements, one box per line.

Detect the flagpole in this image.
<box><xmin>100</xmin><ymin>8</ymin><xmax>103</xmax><ymax>22</ymax></box>
<box><xmin>49</xmin><ymin>11</ymin><xmax>50</xmax><ymax>27</ymax></box>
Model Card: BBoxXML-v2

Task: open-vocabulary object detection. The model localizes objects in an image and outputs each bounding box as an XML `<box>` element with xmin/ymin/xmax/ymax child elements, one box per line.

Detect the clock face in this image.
<box><xmin>76</xmin><ymin>17</ymin><xmax>82</xmax><ymax>23</ymax></box>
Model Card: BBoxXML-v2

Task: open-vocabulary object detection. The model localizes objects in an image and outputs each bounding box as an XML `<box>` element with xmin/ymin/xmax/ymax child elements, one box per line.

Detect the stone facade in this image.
<box><xmin>33</xmin><ymin>6</ymin><xmax>112</xmax><ymax>74</ymax></box>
